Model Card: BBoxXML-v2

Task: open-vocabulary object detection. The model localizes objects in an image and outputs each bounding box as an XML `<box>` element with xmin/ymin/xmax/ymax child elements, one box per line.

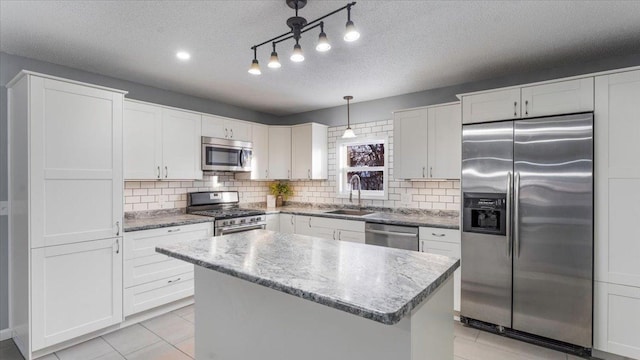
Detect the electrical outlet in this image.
<box><xmin>0</xmin><ymin>201</ymin><xmax>8</xmax><ymax>216</ymax></box>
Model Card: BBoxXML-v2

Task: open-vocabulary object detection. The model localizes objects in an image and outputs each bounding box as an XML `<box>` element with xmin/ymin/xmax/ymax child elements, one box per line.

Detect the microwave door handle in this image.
<box><xmin>506</xmin><ymin>171</ymin><xmax>512</xmax><ymax>257</ymax></box>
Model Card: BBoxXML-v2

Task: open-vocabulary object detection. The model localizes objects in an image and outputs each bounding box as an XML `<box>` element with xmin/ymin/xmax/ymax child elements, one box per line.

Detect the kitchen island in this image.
<box><xmin>157</xmin><ymin>230</ymin><xmax>459</xmax><ymax>360</ymax></box>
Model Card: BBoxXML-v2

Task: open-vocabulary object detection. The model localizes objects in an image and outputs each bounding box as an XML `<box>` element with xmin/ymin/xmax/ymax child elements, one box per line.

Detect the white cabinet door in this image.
<box><xmin>251</xmin><ymin>124</ymin><xmax>270</xmax><ymax>180</ymax></box>
<box><xmin>201</xmin><ymin>114</ymin><xmax>227</xmax><ymax>139</ymax></box>
<box><xmin>462</xmin><ymin>88</ymin><xmax>521</xmax><ymax>124</ymax></box>
<box><xmin>268</xmin><ymin>126</ymin><xmax>292</xmax><ymax>179</ymax></box>
<box><xmin>124</xmin><ymin>101</ymin><xmax>163</xmax><ymax>180</ymax></box>
<box><xmin>227</xmin><ymin>120</ymin><xmax>252</xmax><ymax>142</ymax></box>
<box><xmin>427</xmin><ymin>103</ymin><xmax>461</xmax><ymax>179</ymax></box>
<box><xmin>594</xmin><ymin>70</ymin><xmax>640</xmax><ymax>287</ymax></box>
<box><xmin>291</xmin><ymin>123</ymin><xmax>328</xmax><ymax>180</ymax></box>
<box><xmin>161</xmin><ymin>108</ymin><xmax>202</xmax><ymax>180</ymax></box>
<box><xmin>594</xmin><ymin>282</ymin><xmax>640</xmax><ymax>359</ymax></box>
<box><xmin>31</xmin><ymin>238</ymin><xmax>123</xmax><ymax>350</ymax></box>
<box><xmin>279</xmin><ymin>214</ymin><xmax>296</xmax><ymax>234</ymax></box>
<box><xmin>29</xmin><ymin>77</ymin><xmax>123</xmax><ymax>248</ymax></box>
<box><xmin>521</xmin><ymin>78</ymin><xmax>594</xmax><ymax>118</ymax></box>
<box><xmin>266</xmin><ymin>214</ymin><xmax>280</xmax><ymax>231</ymax></box>
<box><xmin>421</xmin><ymin>240</ymin><xmax>461</xmax><ymax>312</ymax></box>
<box><xmin>393</xmin><ymin>108</ymin><xmax>429</xmax><ymax>179</ymax></box>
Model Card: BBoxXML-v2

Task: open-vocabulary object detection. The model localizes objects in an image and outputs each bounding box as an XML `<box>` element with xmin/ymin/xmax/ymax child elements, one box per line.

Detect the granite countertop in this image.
<box><xmin>156</xmin><ymin>230</ymin><xmax>459</xmax><ymax>325</ymax></box>
<box><xmin>124</xmin><ymin>210</ymin><xmax>213</xmax><ymax>232</ymax></box>
<box><xmin>255</xmin><ymin>205</ymin><xmax>460</xmax><ymax>229</ymax></box>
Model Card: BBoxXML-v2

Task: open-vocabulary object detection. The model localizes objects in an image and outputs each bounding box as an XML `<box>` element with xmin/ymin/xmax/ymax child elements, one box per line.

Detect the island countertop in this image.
<box><xmin>156</xmin><ymin>230</ymin><xmax>459</xmax><ymax>325</ymax></box>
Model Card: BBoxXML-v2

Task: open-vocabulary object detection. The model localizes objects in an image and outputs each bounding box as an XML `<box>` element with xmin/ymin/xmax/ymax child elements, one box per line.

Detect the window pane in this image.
<box><xmin>347</xmin><ymin>171</ymin><xmax>384</xmax><ymax>191</ymax></box>
<box><xmin>347</xmin><ymin>144</ymin><xmax>384</xmax><ymax>167</ymax></box>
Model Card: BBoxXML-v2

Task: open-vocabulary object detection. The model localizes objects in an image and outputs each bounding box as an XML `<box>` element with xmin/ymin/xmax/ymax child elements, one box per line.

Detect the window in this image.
<box><xmin>337</xmin><ymin>137</ymin><xmax>388</xmax><ymax>199</ymax></box>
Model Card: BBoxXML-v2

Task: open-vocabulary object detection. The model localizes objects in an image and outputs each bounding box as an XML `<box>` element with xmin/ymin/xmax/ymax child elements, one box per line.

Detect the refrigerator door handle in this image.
<box><xmin>506</xmin><ymin>171</ymin><xmax>513</xmax><ymax>257</ymax></box>
<box><xmin>514</xmin><ymin>172</ymin><xmax>521</xmax><ymax>258</ymax></box>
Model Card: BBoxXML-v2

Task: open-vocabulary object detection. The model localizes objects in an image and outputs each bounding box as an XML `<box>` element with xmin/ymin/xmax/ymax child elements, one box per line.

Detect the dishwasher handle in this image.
<box><xmin>365</xmin><ymin>229</ymin><xmax>418</xmax><ymax>238</ymax></box>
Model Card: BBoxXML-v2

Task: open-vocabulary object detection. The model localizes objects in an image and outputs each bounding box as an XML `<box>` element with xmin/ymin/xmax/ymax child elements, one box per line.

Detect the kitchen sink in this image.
<box><xmin>325</xmin><ymin>209</ymin><xmax>375</xmax><ymax>216</ymax></box>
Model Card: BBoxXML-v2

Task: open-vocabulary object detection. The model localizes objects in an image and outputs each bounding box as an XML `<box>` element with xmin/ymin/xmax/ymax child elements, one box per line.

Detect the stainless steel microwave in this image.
<box><xmin>201</xmin><ymin>137</ymin><xmax>252</xmax><ymax>172</ymax></box>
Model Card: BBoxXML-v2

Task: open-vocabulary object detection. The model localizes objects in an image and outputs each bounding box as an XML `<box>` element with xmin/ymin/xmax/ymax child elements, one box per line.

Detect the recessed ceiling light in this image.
<box><xmin>176</xmin><ymin>51</ymin><xmax>191</xmax><ymax>61</ymax></box>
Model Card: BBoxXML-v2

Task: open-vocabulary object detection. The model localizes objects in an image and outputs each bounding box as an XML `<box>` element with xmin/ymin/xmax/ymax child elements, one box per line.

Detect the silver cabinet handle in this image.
<box><xmin>308</xmin><ymin>169</ymin><xmax>311</xmax><ymax>179</ymax></box>
<box><xmin>288</xmin><ymin>170</ymin><xmax>291</xmax><ymax>179</ymax></box>
<box><xmin>225</xmin><ymin>128</ymin><xmax>228</xmax><ymax>138</ymax></box>
<box><xmin>506</xmin><ymin>171</ymin><xmax>513</xmax><ymax>257</ymax></box>
<box><xmin>230</xmin><ymin>129</ymin><xmax>233</xmax><ymax>138</ymax></box>
<box><xmin>338</xmin><ymin>230</ymin><xmax>342</xmax><ymax>240</ymax></box>
<box><xmin>168</xmin><ymin>228</ymin><xmax>181</xmax><ymax>233</ymax></box>
<box><xmin>164</xmin><ymin>166</ymin><xmax>168</xmax><ymax>179</ymax></box>
<box><xmin>157</xmin><ymin>166</ymin><xmax>161</xmax><ymax>179</ymax></box>
<box><xmin>115</xmin><ymin>238</ymin><xmax>120</xmax><ymax>254</ymax></box>
<box><xmin>431</xmin><ymin>233</ymin><xmax>445</xmax><ymax>237</ymax></box>
<box><xmin>366</xmin><ymin>229</ymin><xmax>417</xmax><ymax>237</ymax></box>
<box><xmin>265</xmin><ymin>169</ymin><xmax>269</xmax><ymax>179</ymax></box>
<box><xmin>116</xmin><ymin>221</ymin><xmax>120</xmax><ymax>236</ymax></box>
<box><xmin>333</xmin><ymin>230</ymin><xmax>336</xmax><ymax>240</ymax></box>
<box><xmin>422</xmin><ymin>166</ymin><xmax>425</xmax><ymax>178</ymax></box>
<box><xmin>291</xmin><ymin>215</ymin><xmax>294</xmax><ymax>225</ymax></box>
<box><xmin>525</xmin><ymin>100</ymin><xmax>529</xmax><ymax>116</ymax></box>
<box><xmin>514</xmin><ymin>172</ymin><xmax>521</xmax><ymax>258</ymax></box>
<box><xmin>308</xmin><ymin>217</ymin><xmax>312</xmax><ymax>228</ymax></box>
<box><xmin>167</xmin><ymin>277</ymin><xmax>181</xmax><ymax>284</ymax></box>
<box><xmin>430</xmin><ymin>166</ymin><xmax>433</xmax><ymax>178</ymax></box>
<box><xmin>514</xmin><ymin>101</ymin><xmax>518</xmax><ymax>117</ymax></box>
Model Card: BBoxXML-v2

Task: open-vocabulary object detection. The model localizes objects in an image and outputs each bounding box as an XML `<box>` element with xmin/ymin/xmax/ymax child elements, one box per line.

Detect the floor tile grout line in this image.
<box><xmin>170</xmin><ymin>339</ymin><xmax>195</xmax><ymax>360</ymax></box>
<box><xmin>137</xmin><ymin>321</ymin><xmax>193</xmax><ymax>359</ymax></box>
<box><xmin>98</xmin><ymin>334</ymin><xmax>128</xmax><ymax>360</ymax></box>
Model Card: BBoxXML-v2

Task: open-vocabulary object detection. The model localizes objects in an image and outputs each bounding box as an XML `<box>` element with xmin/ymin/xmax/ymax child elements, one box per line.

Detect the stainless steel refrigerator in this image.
<box><xmin>460</xmin><ymin>113</ymin><xmax>593</xmax><ymax>351</ymax></box>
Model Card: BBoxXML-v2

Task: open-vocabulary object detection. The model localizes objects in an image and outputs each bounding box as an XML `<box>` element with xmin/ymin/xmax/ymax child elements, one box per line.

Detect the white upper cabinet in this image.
<box><xmin>202</xmin><ymin>114</ymin><xmax>252</xmax><ymax>142</ymax></box>
<box><xmin>124</xmin><ymin>101</ymin><xmax>162</xmax><ymax>180</ymax></box>
<box><xmin>394</xmin><ymin>103</ymin><xmax>461</xmax><ymax>180</ymax></box>
<box><xmin>462</xmin><ymin>88</ymin><xmax>521</xmax><ymax>124</ymax></box>
<box><xmin>250</xmin><ymin>124</ymin><xmax>270</xmax><ymax>180</ymax></box>
<box><xmin>268</xmin><ymin>126</ymin><xmax>292</xmax><ymax>180</ymax></box>
<box><xmin>462</xmin><ymin>77</ymin><xmax>595</xmax><ymax>124</ymax></box>
<box><xmin>29</xmin><ymin>76</ymin><xmax>124</xmax><ymax>248</ymax></box>
<box><xmin>394</xmin><ymin>108</ymin><xmax>429</xmax><ymax>179</ymax></box>
<box><xmin>291</xmin><ymin>123</ymin><xmax>328</xmax><ymax>180</ymax></box>
<box><xmin>428</xmin><ymin>103</ymin><xmax>462</xmax><ymax>179</ymax></box>
<box><xmin>124</xmin><ymin>100</ymin><xmax>202</xmax><ymax>180</ymax></box>
<box><xmin>161</xmin><ymin>108</ymin><xmax>202</xmax><ymax>180</ymax></box>
<box><xmin>521</xmin><ymin>78</ymin><xmax>594</xmax><ymax>118</ymax></box>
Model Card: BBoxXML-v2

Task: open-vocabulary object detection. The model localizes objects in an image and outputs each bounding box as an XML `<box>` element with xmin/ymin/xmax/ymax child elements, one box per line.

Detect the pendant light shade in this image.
<box><xmin>248</xmin><ymin>59</ymin><xmax>261</xmax><ymax>75</ymax></box>
<box><xmin>268</xmin><ymin>43</ymin><xmax>281</xmax><ymax>68</ymax></box>
<box><xmin>342</xmin><ymin>95</ymin><xmax>356</xmax><ymax>139</ymax></box>
<box><xmin>291</xmin><ymin>43</ymin><xmax>305</xmax><ymax>62</ymax></box>
<box><xmin>316</xmin><ymin>31</ymin><xmax>331</xmax><ymax>52</ymax></box>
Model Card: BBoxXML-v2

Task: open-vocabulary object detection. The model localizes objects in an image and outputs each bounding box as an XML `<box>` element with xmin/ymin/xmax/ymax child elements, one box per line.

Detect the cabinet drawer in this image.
<box><xmin>124</xmin><ymin>222</ymin><xmax>212</xmax><ymax>259</ymax></box>
<box><xmin>309</xmin><ymin>216</ymin><xmax>365</xmax><ymax>232</ymax></box>
<box><xmin>124</xmin><ymin>254</ymin><xmax>193</xmax><ymax>288</ymax></box>
<box><xmin>419</xmin><ymin>227</ymin><xmax>460</xmax><ymax>244</ymax></box>
<box><xmin>124</xmin><ymin>271</ymin><xmax>194</xmax><ymax>317</ymax></box>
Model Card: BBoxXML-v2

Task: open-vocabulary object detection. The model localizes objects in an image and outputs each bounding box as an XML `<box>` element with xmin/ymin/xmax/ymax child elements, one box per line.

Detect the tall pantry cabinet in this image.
<box><xmin>8</xmin><ymin>71</ymin><xmax>126</xmax><ymax>359</ymax></box>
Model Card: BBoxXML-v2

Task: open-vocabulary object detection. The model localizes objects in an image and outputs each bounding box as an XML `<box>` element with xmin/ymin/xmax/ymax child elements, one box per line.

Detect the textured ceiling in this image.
<box><xmin>1</xmin><ymin>0</ymin><xmax>640</xmax><ymax>116</ymax></box>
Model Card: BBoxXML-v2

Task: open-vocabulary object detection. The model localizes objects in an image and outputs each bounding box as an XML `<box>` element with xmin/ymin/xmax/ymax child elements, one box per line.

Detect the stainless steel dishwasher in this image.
<box><xmin>365</xmin><ymin>223</ymin><xmax>419</xmax><ymax>251</ymax></box>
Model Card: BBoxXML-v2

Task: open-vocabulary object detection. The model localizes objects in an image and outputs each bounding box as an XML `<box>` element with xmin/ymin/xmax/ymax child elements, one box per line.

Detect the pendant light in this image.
<box><xmin>268</xmin><ymin>42</ymin><xmax>281</xmax><ymax>68</ymax></box>
<box><xmin>343</xmin><ymin>4</ymin><xmax>360</xmax><ymax>42</ymax></box>
<box><xmin>248</xmin><ymin>47</ymin><xmax>261</xmax><ymax>75</ymax></box>
<box><xmin>342</xmin><ymin>95</ymin><xmax>356</xmax><ymax>139</ymax></box>
<box><xmin>291</xmin><ymin>41</ymin><xmax>305</xmax><ymax>62</ymax></box>
<box><xmin>316</xmin><ymin>23</ymin><xmax>331</xmax><ymax>52</ymax></box>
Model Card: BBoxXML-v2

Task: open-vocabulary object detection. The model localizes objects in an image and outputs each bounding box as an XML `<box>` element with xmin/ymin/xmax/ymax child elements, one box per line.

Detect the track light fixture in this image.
<box><xmin>248</xmin><ymin>0</ymin><xmax>359</xmax><ymax>75</ymax></box>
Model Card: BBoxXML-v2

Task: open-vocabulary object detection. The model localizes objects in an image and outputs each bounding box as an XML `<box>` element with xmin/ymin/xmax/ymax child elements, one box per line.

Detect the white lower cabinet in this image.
<box><xmin>295</xmin><ymin>215</ymin><xmax>365</xmax><ymax>243</ymax></box>
<box><xmin>123</xmin><ymin>222</ymin><xmax>212</xmax><ymax>317</ymax></box>
<box><xmin>594</xmin><ymin>282</ymin><xmax>640</xmax><ymax>359</ymax></box>
<box><xmin>31</xmin><ymin>238</ymin><xmax>123</xmax><ymax>351</ymax></box>
<box><xmin>266</xmin><ymin>214</ymin><xmax>280</xmax><ymax>231</ymax></box>
<box><xmin>420</xmin><ymin>226</ymin><xmax>461</xmax><ymax>312</ymax></box>
<box><xmin>279</xmin><ymin>214</ymin><xmax>296</xmax><ymax>234</ymax></box>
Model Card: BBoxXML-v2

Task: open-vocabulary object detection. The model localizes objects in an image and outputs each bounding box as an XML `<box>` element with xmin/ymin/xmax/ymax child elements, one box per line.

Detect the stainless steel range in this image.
<box><xmin>187</xmin><ymin>191</ymin><xmax>266</xmax><ymax>236</ymax></box>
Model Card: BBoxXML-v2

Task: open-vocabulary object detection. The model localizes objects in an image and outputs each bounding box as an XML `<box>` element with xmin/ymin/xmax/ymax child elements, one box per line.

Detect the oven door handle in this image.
<box><xmin>218</xmin><ymin>224</ymin><xmax>265</xmax><ymax>235</ymax></box>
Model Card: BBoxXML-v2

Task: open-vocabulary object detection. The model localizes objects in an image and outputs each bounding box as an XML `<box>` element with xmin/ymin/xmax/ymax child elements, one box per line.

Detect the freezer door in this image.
<box><xmin>512</xmin><ymin>113</ymin><xmax>593</xmax><ymax>347</ymax></box>
<box><xmin>461</xmin><ymin>121</ymin><xmax>513</xmax><ymax>328</ymax></box>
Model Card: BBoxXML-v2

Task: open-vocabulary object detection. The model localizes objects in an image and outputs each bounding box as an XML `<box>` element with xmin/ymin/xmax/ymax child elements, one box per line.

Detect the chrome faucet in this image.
<box><xmin>349</xmin><ymin>174</ymin><xmax>362</xmax><ymax>209</ymax></box>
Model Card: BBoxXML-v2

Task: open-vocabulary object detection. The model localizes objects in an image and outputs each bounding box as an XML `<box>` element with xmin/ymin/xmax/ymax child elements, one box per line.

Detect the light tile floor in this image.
<box><xmin>0</xmin><ymin>305</ymin><xmax>612</xmax><ymax>359</ymax></box>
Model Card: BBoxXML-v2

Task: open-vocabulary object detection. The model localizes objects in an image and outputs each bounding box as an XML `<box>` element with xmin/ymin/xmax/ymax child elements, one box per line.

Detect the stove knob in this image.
<box><xmin>240</xmin><ymin>219</ymin><xmax>246</xmax><ymax>224</ymax></box>
<box><xmin>230</xmin><ymin>220</ymin><xmax>235</xmax><ymax>225</ymax></box>
<box><xmin>250</xmin><ymin>218</ymin><xmax>256</xmax><ymax>222</ymax></box>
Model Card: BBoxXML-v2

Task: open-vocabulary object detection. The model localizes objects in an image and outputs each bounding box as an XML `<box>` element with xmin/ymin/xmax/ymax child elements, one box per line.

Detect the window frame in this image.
<box><xmin>336</xmin><ymin>135</ymin><xmax>389</xmax><ymax>200</ymax></box>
